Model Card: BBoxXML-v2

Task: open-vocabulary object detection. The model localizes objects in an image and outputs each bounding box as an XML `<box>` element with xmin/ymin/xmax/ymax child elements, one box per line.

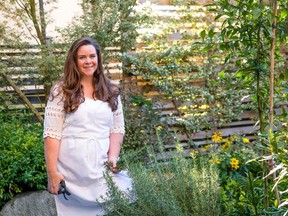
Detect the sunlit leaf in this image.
<box><xmin>200</xmin><ymin>30</ymin><xmax>206</xmax><ymax>40</ymax></box>
<box><xmin>208</xmin><ymin>29</ymin><xmax>215</xmax><ymax>38</ymax></box>
<box><xmin>219</xmin><ymin>70</ymin><xmax>225</xmax><ymax>79</ymax></box>
<box><xmin>280</xmin><ymin>10</ymin><xmax>288</xmax><ymax>19</ymax></box>
<box><xmin>214</xmin><ymin>14</ymin><xmax>223</xmax><ymax>21</ymax></box>
<box><xmin>252</xmin><ymin>8</ymin><xmax>262</xmax><ymax>20</ymax></box>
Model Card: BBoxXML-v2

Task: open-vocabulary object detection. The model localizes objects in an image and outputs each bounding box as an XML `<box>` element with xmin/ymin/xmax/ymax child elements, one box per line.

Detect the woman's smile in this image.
<box><xmin>77</xmin><ymin>45</ymin><xmax>98</xmax><ymax>77</ymax></box>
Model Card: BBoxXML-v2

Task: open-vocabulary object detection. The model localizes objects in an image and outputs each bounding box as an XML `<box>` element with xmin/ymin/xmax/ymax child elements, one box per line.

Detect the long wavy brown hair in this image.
<box><xmin>53</xmin><ymin>37</ymin><xmax>119</xmax><ymax>113</ymax></box>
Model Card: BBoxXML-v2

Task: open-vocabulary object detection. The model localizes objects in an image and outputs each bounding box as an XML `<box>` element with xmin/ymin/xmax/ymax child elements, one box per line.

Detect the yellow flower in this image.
<box><xmin>222</xmin><ymin>140</ymin><xmax>231</xmax><ymax>150</ymax></box>
<box><xmin>212</xmin><ymin>131</ymin><xmax>223</xmax><ymax>142</ymax></box>
<box><xmin>209</xmin><ymin>158</ymin><xmax>220</xmax><ymax>164</ymax></box>
<box><xmin>201</xmin><ymin>144</ymin><xmax>212</xmax><ymax>152</ymax></box>
<box><xmin>230</xmin><ymin>157</ymin><xmax>240</xmax><ymax>170</ymax></box>
<box><xmin>156</xmin><ymin>126</ymin><xmax>163</xmax><ymax>131</ymax></box>
<box><xmin>189</xmin><ymin>150</ymin><xmax>199</xmax><ymax>158</ymax></box>
<box><xmin>242</xmin><ymin>138</ymin><xmax>250</xmax><ymax>143</ymax></box>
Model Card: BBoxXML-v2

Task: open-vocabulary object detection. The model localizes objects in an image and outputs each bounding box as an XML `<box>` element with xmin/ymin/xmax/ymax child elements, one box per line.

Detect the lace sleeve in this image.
<box><xmin>43</xmin><ymin>86</ymin><xmax>65</xmax><ymax>140</ymax></box>
<box><xmin>110</xmin><ymin>96</ymin><xmax>125</xmax><ymax>134</ymax></box>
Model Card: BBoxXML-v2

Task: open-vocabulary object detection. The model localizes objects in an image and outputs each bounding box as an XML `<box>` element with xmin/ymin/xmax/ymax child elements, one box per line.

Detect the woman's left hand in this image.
<box><xmin>107</xmin><ymin>156</ymin><xmax>121</xmax><ymax>173</ymax></box>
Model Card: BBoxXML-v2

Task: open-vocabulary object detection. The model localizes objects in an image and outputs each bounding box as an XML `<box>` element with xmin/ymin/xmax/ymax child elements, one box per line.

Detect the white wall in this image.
<box><xmin>46</xmin><ymin>0</ymin><xmax>82</xmax><ymax>42</ymax></box>
<box><xmin>0</xmin><ymin>0</ymin><xmax>82</xmax><ymax>44</ymax></box>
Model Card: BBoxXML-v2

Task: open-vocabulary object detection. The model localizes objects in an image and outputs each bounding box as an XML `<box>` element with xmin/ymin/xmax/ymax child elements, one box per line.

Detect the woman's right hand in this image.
<box><xmin>47</xmin><ymin>171</ymin><xmax>64</xmax><ymax>195</ymax></box>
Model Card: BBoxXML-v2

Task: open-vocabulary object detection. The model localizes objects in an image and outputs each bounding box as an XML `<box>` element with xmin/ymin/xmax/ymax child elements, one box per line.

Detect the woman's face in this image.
<box><xmin>76</xmin><ymin>44</ymin><xmax>98</xmax><ymax>77</ymax></box>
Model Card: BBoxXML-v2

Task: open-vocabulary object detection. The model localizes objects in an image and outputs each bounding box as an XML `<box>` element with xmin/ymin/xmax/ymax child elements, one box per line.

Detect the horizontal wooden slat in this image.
<box><xmin>0</xmin><ymin>85</ymin><xmax>44</xmax><ymax>91</ymax></box>
<box><xmin>164</xmin><ymin>134</ymin><xmax>257</xmax><ymax>150</ymax></box>
<box><xmin>6</xmin><ymin>103</ymin><xmax>45</xmax><ymax>110</ymax></box>
<box><xmin>177</xmin><ymin>125</ymin><xmax>259</xmax><ymax>141</ymax></box>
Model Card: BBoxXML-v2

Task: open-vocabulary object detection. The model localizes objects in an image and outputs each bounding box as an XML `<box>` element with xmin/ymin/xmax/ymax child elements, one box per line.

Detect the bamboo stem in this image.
<box><xmin>269</xmin><ymin>0</ymin><xmax>281</xmax><ymax>207</ymax></box>
<box><xmin>256</xmin><ymin>0</ymin><xmax>269</xmax><ymax>207</ymax></box>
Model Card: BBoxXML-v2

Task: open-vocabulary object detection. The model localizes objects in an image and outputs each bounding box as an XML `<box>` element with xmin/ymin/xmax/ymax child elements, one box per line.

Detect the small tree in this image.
<box><xmin>0</xmin><ymin>0</ymin><xmax>56</xmax><ymax>45</ymax></box>
<box><xmin>61</xmin><ymin>0</ymin><xmax>143</xmax><ymax>63</ymax></box>
<box><xmin>206</xmin><ymin>0</ymin><xmax>287</xmax><ymax>211</ymax></box>
<box><xmin>121</xmin><ymin>1</ymin><xmax>249</xmax><ymax>150</ymax></box>
<box><xmin>0</xmin><ymin>0</ymin><xmax>60</xmax><ymax>121</ymax></box>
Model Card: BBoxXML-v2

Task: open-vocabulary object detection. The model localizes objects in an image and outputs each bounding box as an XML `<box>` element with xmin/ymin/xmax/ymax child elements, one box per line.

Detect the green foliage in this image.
<box><xmin>0</xmin><ymin>0</ymin><xmax>64</xmax><ymax>111</ymax></box>
<box><xmin>195</xmin><ymin>130</ymin><xmax>288</xmax><ymax>215</ymax></box>
<box><xmin>120</xmin><ymin>1</ymin><xmax>252</xmax><ymax>148</ymax></box>
<box><xmin>122</xmin><ymin>42</ymin><xmax>249</xmax><ymax>137</ymax></box>
<box><xmin>61</xmin><ymin>0</ymin><xmax>144</xmax><ymax>62</ymax></box>
<box><xmin>122</xmin><ymin>94</ymin><xmax>173</xmax><ymax>153</ymax></box>
<box><xmin>101</xmin><ymin>128</ymin><xmax>288</xmax><ymax>215</ymax></box>
<box><xmin>201</xmin><ymin>132</ymin><xmax>264</xmax><ymax>215</ymax></box>
<box><xmin>37</xmin><ymin>43</ymin><xmax>67</xmax><ymax>99</ymax></box>
<box><xmin>199</xmin><ymin>0</ymin><xmax>288</xmax><ymax>211</ymax></box>
<box><xmin>207</xmin><ymin>0</ymin><xmax>288</xmax><ymax>132</ymax></box>
<box><xmin>0</xmin><ymin>42</ymin><xmax>65</xmax><ymax>110</ymax></box>
<box><xmin>266</xmin><ymin>104</ymin><xmax>288</xmax><ymax>214</ymax></box>
<box><xmin>0</xmin><ymin>113</ymin><xmax>46</xmax><ymax>208</ymax></box>
<box><xmin>99</xmin><ymin>143</ymin><xmax>222</xmax><ymax>216</ymax></box>
<box><xmin>137</xmin><ymin>2</ymin><xmax>212</xmax><ymax>46</ymax></box>
<box><xmin>0</xmin><ymin>0</ymin><xmax>56</xmax><ymax>45</ymax></box>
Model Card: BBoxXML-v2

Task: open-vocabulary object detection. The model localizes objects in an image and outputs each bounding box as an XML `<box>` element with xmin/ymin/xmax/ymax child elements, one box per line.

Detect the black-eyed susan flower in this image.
<box><xmin>221</xmin><ymin>140</ymin><xmax>231</xmax><ymax>150</ymax></box>
<box><xmin>212</xmin><ymin>131</ymin><xmax>223</xmax><ymax>142</ymax></box>
<box><xmin>230</xmin><ymin>157</ymin><xmax>240</xmax><ymax>170</ymax></box>
<box><xmin>242</xmin><ymin>138</ymin><xmax>250</xmax><ymax>143</ymax></box>
<box><xmin>201</xmin><ymin>144</ymin><xmax>212</xmax><ymax>152</ymax></box>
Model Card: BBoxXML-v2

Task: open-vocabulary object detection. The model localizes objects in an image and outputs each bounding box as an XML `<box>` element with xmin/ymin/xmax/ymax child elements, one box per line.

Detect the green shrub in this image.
<box><xmin>99</xmin><ymin>143</ymin><xmax>222</xmax><ymax>216</ymax></box>
<box><xmin>0</xmin><ymin>113</ymin><xmax>46</xmax><ymax>208</ymax></box>
<box><xmin>122</xmin><ymin>94</ymin><xmax>174</xmax><ymax>152</ymax></box>
<box><xmin>198</xmin><ymin>132</ymin><xmax>286</xmax><ymax>215</ymax></box>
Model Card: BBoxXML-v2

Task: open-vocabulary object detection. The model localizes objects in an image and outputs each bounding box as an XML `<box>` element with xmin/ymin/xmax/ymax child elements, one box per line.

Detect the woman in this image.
<box><xmin>43</xmin><ymin>37</ymin><xmax>132</xmax><ymax>216</ymax></box>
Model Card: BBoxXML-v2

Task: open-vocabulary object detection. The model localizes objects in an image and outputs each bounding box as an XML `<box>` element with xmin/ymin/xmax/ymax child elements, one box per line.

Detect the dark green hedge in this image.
<box><xmin>0</xmin><ymin>113</ymin><xmax>47</xmax><ymax>208</ymax></box>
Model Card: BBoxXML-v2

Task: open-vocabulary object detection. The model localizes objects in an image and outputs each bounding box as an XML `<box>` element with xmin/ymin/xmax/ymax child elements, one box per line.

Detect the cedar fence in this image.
<box><xmin>0</xmin><ymin>45</ymin><xmax>287</xmax><ymax>155</ymax></box>
<box><xmin>122</xmin><ymin>69</ymin><xmax>287</xmax><ymax>158</ymax></box>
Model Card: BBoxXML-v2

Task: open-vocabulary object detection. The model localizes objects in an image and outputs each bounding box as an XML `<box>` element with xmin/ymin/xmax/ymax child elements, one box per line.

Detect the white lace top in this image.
<box><xmin>43</xmin><ymin>87</ymin><xmax>125</xmax><ymax>140</ymax></box>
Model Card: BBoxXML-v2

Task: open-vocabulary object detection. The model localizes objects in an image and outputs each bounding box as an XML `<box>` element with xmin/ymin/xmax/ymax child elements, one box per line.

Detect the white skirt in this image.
<box><xmin>55</xmin><ymin>136</ymin><xmax>133</xmax><ymax>216</ymax></box>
